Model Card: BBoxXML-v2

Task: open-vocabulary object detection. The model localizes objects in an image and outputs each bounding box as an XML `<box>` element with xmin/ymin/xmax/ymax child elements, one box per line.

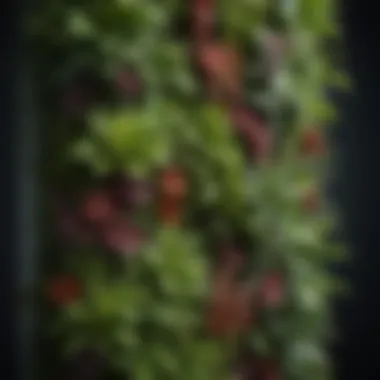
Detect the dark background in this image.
<box><xmin>2</xmin><ymin>0</ymin><xmax>380</xmax><ymax>379</ymax></box>
<box><xmin>333</xmin><ymin>2</ymin><xmax>380</xmax><ymax>379</ymax></box>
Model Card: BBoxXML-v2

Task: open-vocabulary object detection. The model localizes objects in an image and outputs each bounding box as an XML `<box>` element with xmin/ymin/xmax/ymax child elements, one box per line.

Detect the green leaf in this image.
<box><xmin>67</xmin><ymin>11</ymin><xmax>96</xmax><ymax>39</ymax></box>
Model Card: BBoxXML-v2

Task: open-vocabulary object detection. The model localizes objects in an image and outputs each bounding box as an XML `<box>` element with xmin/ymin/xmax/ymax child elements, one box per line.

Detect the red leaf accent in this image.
<box><xmin>99</xmin><ymin>218</ymin><xmax>144</xmax><ymax>256</ymax></box>
<box><xmin>300</xmin><ymin>128</ymin><xmax>324</xmax><ymax>156</ymax></box>
<box><xmin>198</xmin><ymin>44</ymin><xmax>242</xmax><ymax>100</ymax></box>
<box><xmin>205</xmin><ymin>249</ymin><xmax>256</xmax><ymax>337</ymax></box>
<box><xmin>230</xmin><ymin>107</ymin><xmax>272</xmax><ymax>163</ymax></box>
<box><xmin>81</xmin><ymin>190</ymin><xmax>116</xmax><ymax>225</ymax></box>
<box><xmin>191</xmin><ymin>0</ymin><xmax>215</xmax><ymax>42</ymax></box>
<box><xmin>47</xmin><ymin>275</ymin><xmax>82</xmax><ymax>306</ymax></box>
<box><xmin>115</xmin><ymin>70</ymin><xmax>142</xmax><ymax>96</ymax></box>
<box><xmin>158</xmin><ymin>197</ymin><xmax>183</xmax><ymax>226</ymax></box>
<box><xmin>258</xmin><ymin>360</ymin><xmax>281</xmax><ymax>380</ymax></box>
<box><xmin>106</xmin><ymin>176</ymin><xmax>153</xmax><ymax>207</ymax></box>
<box><xmin>160</xmin><ymin>168</ymin><xmax>187</xmax><ymax>200</ymax></box>
<box><xmin>301</xmin><ymin>188</ymin><xmax>320</xmax><ymax>212</ymax></box>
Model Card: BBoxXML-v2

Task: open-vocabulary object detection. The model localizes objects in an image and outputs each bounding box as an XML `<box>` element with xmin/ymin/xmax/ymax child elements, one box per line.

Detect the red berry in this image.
<box><xmin>47</xmin><ymin>275</ymin><xmax>82</xmax><ymax>306</ymax></box>
<box><xmin>81</xmin><ymin>190</ymin><xmax>115</xmax><ymax>224</ymax></box>
<box><xmin>300</xmin><ymin>129</ymin><xmax>324</xmax><ymax>156</ymax></box>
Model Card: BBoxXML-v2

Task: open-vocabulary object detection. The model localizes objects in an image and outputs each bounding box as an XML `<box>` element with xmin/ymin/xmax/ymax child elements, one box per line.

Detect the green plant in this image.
<box><xmin>34</xmin><ymin>1</ymin><xmax>348</xmax><ymax>379</ymax></box>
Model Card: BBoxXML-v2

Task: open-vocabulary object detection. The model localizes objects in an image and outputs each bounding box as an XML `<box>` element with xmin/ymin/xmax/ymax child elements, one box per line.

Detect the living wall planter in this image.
<box><xmin>31</xmin><ymin>1</ymin><xmax>347</xmax><ymax>379</ymax></box>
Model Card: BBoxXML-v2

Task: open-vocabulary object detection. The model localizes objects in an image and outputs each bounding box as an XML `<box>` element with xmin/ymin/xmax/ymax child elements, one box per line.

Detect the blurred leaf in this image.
<box><xmin>249</xmin><ymin>330</ymin><xmax>272</xmax><ymax>356</ymax></box>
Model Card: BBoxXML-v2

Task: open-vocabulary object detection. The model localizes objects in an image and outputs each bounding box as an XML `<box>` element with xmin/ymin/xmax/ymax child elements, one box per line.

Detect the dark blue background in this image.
<box><xmin>2</xmin><ymin>0</ymin><xmax>380</xmax><ymax>379</ymax></box>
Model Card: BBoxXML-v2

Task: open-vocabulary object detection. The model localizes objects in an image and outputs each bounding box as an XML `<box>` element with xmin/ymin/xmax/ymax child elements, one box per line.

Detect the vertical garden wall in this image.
<box><xmin>32</xmin><ymin>1</ymin><xmax>347</xmax><ymax>379</ymax></box>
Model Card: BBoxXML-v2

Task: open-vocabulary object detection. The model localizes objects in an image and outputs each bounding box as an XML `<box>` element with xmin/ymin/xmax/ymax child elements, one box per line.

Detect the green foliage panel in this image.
<box><xmin>34</xmin><ymin>0</ymin><xmax>347</xmax><ymax>379</ymax></box>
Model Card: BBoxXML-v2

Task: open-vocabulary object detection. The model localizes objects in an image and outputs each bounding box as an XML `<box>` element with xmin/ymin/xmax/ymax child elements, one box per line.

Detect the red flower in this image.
<box><xmin>300</xmin><ymin>128</ymin><xmax>324</xmax><ymax>156</ymax></box>
<box><xmin>198</xmin><ymin>43</ymin><xmax>242</xmax><ymax>100</ymax></box>
<box><xmin>81</xmin><ymin>190</ymin><xmax>116</xmax><ymax>225</ymax></box>
<box><xmin>160</xmin><ymin>168</ymin><xmax>187</xmax><ymax>200</ymax></box>
<box><xmin>47</xmin><ymin>275</ymin><xmax>82</xmax><ymax>306</ymax></box>
<box><xmin>199</xmin><ymin>44</ymin><xmax>239</xmax><ymax>76</ymax></box>
<box><xmin>260</xmin><ymin>273</ymin><xmax>284</xmax><ymax>308</ymax></box>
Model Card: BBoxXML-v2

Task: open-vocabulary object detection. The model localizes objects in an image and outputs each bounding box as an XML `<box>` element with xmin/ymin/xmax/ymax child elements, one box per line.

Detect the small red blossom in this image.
<box><xmin>198</xmin><ymin>43</ymin><xmax>242</xmax><ymax>100</ymax></box>
<box><xmin>160</xmin><ymin>168</ymin><xmax>187</xmax><ymax>200</ymax></box>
